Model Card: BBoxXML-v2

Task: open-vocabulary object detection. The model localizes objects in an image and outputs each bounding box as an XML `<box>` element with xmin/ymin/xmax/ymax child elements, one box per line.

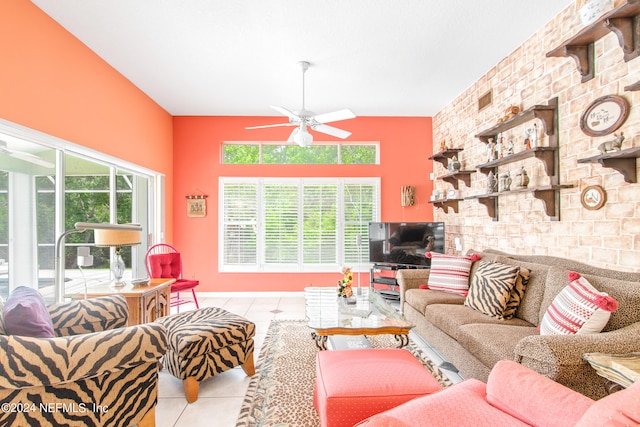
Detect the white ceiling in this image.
<box><xmin>31</xmin><ymin>0</ymin><xmax>574</xmax><ymax>117</ymax></box>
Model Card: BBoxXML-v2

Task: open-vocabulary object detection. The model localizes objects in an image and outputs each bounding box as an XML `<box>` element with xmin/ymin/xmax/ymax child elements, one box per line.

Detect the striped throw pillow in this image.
<box><xmin>540</xmin><ymin>272</ymin><xmax>618</xmax><ymax>335</ymax></box>
<box><xmin>426</xmin><ymin>252</ymin><xmax>480</xmax><ymax>296</ymax></box>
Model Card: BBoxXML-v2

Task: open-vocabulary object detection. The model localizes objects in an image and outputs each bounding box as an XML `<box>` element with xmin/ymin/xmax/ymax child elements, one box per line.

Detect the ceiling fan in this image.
<box><xmin>246</xmin><ymin>61</ymin><xmax>356</xmax><ymax>147</ymax></box>
<box><xmin>0</xmin><ymin>140</ymin><xmax>55</xmax><ymax>168</ymax></box>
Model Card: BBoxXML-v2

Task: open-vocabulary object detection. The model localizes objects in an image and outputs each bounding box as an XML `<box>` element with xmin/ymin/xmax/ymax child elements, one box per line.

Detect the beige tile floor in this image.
<box><xmin>155</xmin><ymin>293</ymin><xmax>463</xmax><ymax>427</ymax></box>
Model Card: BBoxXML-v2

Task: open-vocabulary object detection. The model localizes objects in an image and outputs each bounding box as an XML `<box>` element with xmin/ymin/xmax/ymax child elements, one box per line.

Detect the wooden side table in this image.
<box><xmin>69</xmin><ymin>278</ymin><xmax>174</xmax><ymax>325</ymax></box>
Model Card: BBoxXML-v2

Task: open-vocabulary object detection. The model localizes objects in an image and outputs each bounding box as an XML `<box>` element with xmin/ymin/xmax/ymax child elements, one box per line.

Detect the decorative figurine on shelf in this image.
<box><xmin>506</xmin><ymin>139</ymin><xmax>514</xmax><ymax>156</ymax></box>
<box><xmin>598</xmin><ymin>132</ymin><xmax>625</xmax><ymax>154</ymax></box>
<box><xmin>524</xmin><ymin>127</ymin><xmax>534</xmax><ymax>150</ymax></box>
<box><xmin>487</xmin><ymin>170</ymin><xmax>498</xmax><ymax>194</ymax></box>
<box><xmin>496</xmin><ymin>136</ymin><xmax>503</xmax><ymax>159</ymax></box>
<box><xmin>487</xmin><ymin>138</ymin><xmax>496</xmax><ymax>162</ymax></box>
<box><xmin>448</xmin><ymin>155</ymin><xmax>461</xmax><ymax>172</ymax></box>
<box><xmin>337</xmin><ymin>266</ymin><xmax>354</xmax><ymax>299</ymax></box>
<box><xmin>513</xmin><ymin>166</ymin><xmax>529</xmax><ymax>189</ymax></box>
<box><xmin>499</xmin><ymin>172</ymin><xmax>512</xmax><ymax>192</ymax></box>
<box><xmin>440</xmin><ymin>140</ymin><xmax>448</xmax><ymax>152</ymax></box>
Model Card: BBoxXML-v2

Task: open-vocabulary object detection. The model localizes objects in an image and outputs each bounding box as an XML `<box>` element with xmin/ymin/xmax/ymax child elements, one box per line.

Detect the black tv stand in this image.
<box><xmin>370</xmin><ymin>263</ymin><xmax>429</xmax><ymax>301</ymax></box>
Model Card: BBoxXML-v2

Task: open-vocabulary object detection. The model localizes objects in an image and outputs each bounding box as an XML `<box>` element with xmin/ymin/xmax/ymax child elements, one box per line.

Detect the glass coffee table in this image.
<box><xmin>305</xmin><ymin>287</ymin><xmax>414</xmax><ymax>350</ymax></box>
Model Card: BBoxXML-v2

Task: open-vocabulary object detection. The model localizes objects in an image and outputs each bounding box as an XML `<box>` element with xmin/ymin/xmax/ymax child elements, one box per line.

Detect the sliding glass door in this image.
<box><xmin>0</xmin><ymin>124</ymin><xmax>160</xmax><ymax>303</ymax></box>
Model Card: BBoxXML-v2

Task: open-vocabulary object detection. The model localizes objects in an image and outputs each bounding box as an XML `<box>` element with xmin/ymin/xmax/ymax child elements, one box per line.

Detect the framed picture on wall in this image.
<box><xmin>187</xmin><ymin>197</ymin><xmax>207</xmax><ymax>217</ymax></box>
<box><xmin>580</xmin><ymin>95</ymin><xmax>629</xmax><ymax>137</ymax></box>
<box><xmin>581</xmin><ymin>185</ymin><xmax>606</xmax><ymax>210</ymax></box>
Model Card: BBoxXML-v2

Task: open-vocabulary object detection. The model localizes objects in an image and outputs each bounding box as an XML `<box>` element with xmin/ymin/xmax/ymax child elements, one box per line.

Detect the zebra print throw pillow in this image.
<box><xmin>464</xmin><ymin>261</ymin><xmax>520</xmax><ymax>319</ymax></box>
<box><xmin>502</xmin><ymin>267</ymin><xmax>531</xmax><ymax>320</ymax></box>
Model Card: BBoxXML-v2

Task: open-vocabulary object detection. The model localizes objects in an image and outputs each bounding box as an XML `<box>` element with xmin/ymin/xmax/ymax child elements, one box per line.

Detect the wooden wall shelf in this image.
<box><xmin>468</xmin><ymin>97</ymin><xmax>572</xmax><ymax>221</ymax></box>
<box><xmin>474</xmin><ymin>99</ymin><xmax>557</xmax><ymax>143</ymax></box>
<box><xmin>428</xmin><ymin>148</ymin><xmax>463</xmax><ymax>167</ymax></box>
<box><xmin>464</xmin><ymin>194</ymin><xmax>498</xmax><ymax>221</ymax></box>
<box><xmin>624</xmin><ymin>81</ymin><xmax>640</xmax><ymax>91</ymax></box>
<box><xmin>475</xmin><ymin>147</ymin><xmax>557</xmax><ymax>176</ymax></box>
<box><xmin>429</xmin><ymin>198</ymin><xmax>462</xmax><ymax>214</ymax></box>
<box><xmin>546</xmin><ymin>1</ymin><xmax>640</xmax><ymax>83</ymax></box>
<box><xmin>577</xmin><ymin>146</ymin><xmax>640</xmax><ymax>183</ymax></box>
<box><xmin>439</xmin><ymin>170</ymin><xmax>475</xmax><ymax>189</ymax></box>
<box><xmin>465</xmin><ymin>185</ymin><xmax>573</xmax><ymax>222</ymax></box>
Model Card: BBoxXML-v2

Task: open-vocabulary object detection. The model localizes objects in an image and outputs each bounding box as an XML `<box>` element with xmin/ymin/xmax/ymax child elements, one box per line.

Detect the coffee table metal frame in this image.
<box><xmin>305</xmin><ymin>287</ymin><xmax>414</xmax><ymax>350</ymax></box>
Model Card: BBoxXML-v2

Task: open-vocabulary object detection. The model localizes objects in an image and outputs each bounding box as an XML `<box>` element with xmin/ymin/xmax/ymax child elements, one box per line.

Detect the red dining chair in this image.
<box><xmin>145</xmin><ymin>243</ymin><xmax>200</xmax><ymax>312</ymax></box>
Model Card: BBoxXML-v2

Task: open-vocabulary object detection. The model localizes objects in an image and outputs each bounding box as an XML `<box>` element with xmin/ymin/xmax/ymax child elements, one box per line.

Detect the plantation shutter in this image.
<box><xmin>221</xmin><ymin>182</ymin><xmax>258</xmax><ymax>266</ymax></box>
<box><xmin>343</xmin><ymin>183</ymin><xmax>377</xmax><ymax>265</ymax></box>
<box><xmin>303</xmin><ymin>184</ymin><xmax>337</xmax><ymax>265</ymax></box>
<box><xmin>219</xmin><ymin>178</ymin><xmax>379</xmax><ymax>272</ymax></box>
<box><xmin>263</xmin><ymin>183</ymin><xmax>299</xmax><ymax>265</ymax></box>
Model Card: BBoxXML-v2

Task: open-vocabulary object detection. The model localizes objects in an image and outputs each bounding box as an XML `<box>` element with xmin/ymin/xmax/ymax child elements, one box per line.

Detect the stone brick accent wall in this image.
<box><xmin>432</xmin><ymin>0</ymin><xmax>640</xmax><ymax>272</ymax></box>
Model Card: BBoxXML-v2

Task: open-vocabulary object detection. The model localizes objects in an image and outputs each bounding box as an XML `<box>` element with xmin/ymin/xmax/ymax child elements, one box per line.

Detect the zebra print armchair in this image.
<box><xmin>0</xmin><ymin>294</ymin><xmax>167</xmax><ymax>427</ymax></box>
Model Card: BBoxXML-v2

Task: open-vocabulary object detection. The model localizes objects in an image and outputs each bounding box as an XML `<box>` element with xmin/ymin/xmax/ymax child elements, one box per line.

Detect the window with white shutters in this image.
<box><xmin>219</xmin><ymin>178</ymin><xmax>379</xmax><ymax>272</ymax></box>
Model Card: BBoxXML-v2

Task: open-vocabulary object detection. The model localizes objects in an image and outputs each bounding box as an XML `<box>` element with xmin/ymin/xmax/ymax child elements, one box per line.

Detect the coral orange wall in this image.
<box><xmin>0</xmin><ymin>0</ymin><xmax>175</xmax><ymax>240</ymax></box>
<box><xmin>172</xmin><ymin>116</ymin><xmax>433</xmax><ymax>292</ymax></box>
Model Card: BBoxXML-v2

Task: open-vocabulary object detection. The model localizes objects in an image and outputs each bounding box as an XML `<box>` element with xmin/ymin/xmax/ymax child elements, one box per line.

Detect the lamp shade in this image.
<box><xmin>94</xmin><ymin>228</ymin><xmax>141</xmax><ymax>247</ymax></box>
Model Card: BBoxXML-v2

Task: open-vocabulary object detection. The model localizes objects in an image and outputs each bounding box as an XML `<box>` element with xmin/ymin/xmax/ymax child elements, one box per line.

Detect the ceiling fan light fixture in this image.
<box><xmin>293</xmin><ymin>127</ymin><xmax>313</xmax><ymax>147</ymax></box>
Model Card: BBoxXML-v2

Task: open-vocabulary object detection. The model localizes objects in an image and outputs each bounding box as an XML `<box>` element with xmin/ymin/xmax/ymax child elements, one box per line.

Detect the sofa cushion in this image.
<box><xmin>457</xmin><ymin>323</ymin><xmax>538</xmax><ymax>369</ymax></box>
<box><xmin>3</xmin><ymin>286</ymin><xmax>54</xmax><ymax>338</ymax></box>
<box><xmin>425</xmin><ymin>252</ymin><xmax>480</xmax><ymax>296</ymax></box>
<box><xmin>495</xmin><ymin>256</ymin><xmax>549</xmax><ymax>325</ymax></box>
<box><xmin>465</xmin><ymin>261</ymin><xmax>520</xmax><ymax>319</ymax></box>
<box><xmin>425</xmin><ymin>304</ymin><xmax>532</xmax><ymax>342</ymax></box>
<box><xmin>540</xmin><ymin>272</ymin><xmax>618</xmax><ymax>335</ymax></box>
<box><xmin>499</xmin><ymin>252</ymin><xmax>640</xmax><ymax>283</ymax></box>
<box><xmin>575</xmin><ymin>380</ymin><xmax>640</xmax><ymax>426</ymax></box>
<box><xmin>404</xmin><ymin>288</ymin><xmax>465</xmax><ymax>316</ymax></box>
<box><xmin>354</xmin><ymin>379</ymin><xmax>530</xmax><ymax>427</ymax></box>
<box><xmin>486</xmin><ymin>360</ymin><xmax>594</xmax><ymax>427</ymax></box>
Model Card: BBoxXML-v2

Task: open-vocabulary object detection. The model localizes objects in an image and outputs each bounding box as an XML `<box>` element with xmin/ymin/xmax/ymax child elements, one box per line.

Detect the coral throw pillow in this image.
<box><xmin>3</xmin><ymin>286</ymin><xmax>55</xmax><ymax>338</ymax></box>
<box><xmin>426</xmin><ymin>252</ymin><xmax>480</xmax><ymax>296</ymax></box>
<box><xmin>465</xmin><ymin>261</ymin><xmax>521</xmax><ymax>319</ymax></box>
<box><xmin>539</xmin><ymin>272</ymin><xmax>618</xmax><ymax>335</ymax></box>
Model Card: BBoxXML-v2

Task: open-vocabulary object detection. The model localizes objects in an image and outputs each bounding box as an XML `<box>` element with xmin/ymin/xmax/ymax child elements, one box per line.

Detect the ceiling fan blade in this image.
<box><xmin>287</xmin><ymin>127</ymin><xmax>300</xmax><ymax>143</ymax></box>
<box><xmin>246</xmin><ymin>122</ymin><xmax>295</xmax><ymax>130</ymax></box>
<box><xmin>271</xmin><ymin>105</ymin><xmax>299</xmax><ymax>120</ymax></box>
<box><xmin>312</xmin><ymin>124</ymin><xmax>352</xmax><ymax>139</ymax></box>
<box><xmin>313</xmin><ymin>109</ymin><xmax>356</xmax><ymax>124</ymax></box>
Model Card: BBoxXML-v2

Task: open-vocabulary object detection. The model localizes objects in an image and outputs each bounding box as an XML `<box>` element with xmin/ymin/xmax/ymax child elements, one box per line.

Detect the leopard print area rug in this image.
<box><xmin>235</xmin><ymin>320</ymin><xmax>451</xmax><ymax>427</ymax></box>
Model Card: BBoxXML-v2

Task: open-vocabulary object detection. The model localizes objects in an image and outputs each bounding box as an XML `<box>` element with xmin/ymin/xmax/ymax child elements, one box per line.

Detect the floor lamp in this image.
<box><xmin>54</xmin><ymin>222</ymin><xmax>142</xmax><ymax>303</ymax></box>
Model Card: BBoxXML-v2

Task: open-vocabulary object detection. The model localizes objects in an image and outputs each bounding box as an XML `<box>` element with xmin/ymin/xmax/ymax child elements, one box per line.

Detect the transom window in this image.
<box><xmin>219</xmin><ymin>178</ymin><xmax>379</xmax><ymax>272</ymax></box>
<box><xmin>222</xmin><ymin>142</ymin><xmax>379</xmax><ymax>164</ymax></box>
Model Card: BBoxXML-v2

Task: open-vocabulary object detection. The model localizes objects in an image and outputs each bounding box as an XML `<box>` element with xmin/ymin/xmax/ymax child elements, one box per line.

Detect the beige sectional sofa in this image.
<box><xmin>397</xmin><ymin>249</ymin><xmax>640</xmax><ymax>399</ymax></box>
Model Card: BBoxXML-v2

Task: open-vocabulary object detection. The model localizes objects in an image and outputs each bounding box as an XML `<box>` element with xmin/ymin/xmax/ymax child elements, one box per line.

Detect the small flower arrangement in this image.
<box><xmin>337</xmin><ymin>266</ymin><xmax>354</xmax><ymax>298</ymax></box>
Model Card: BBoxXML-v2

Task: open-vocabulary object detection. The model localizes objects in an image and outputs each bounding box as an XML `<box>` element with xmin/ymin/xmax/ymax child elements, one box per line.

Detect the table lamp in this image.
<box><xmin>94</xmin><ymin>226</ymin><xmax>142</xmax><ymax>287</ymax></box>
<box><xmin>54</xmin><ymin>222</ymin><xmax>143</xmax><ymax>302</ymax></box>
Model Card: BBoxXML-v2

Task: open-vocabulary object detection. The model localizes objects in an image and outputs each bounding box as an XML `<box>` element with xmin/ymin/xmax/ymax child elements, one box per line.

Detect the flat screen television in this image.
<box><xmin>368</xmin><ymin>222</ymin><xmax>445</xmax><ymax>267</ymax></box>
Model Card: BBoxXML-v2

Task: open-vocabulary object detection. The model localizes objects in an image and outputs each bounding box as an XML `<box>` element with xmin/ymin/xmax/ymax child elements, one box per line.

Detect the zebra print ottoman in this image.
<box><xmin>156</xmin><ymin>307</ymin><xmax>256</xmax><ymax>403</ymax></box>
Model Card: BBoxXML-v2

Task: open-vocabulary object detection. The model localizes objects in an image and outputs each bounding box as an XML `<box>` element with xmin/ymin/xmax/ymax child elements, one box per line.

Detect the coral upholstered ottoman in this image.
<box><xmin>313</xmin><ymin>348</ymin><xmax>442</xmax><ymax>427</ymax></box>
